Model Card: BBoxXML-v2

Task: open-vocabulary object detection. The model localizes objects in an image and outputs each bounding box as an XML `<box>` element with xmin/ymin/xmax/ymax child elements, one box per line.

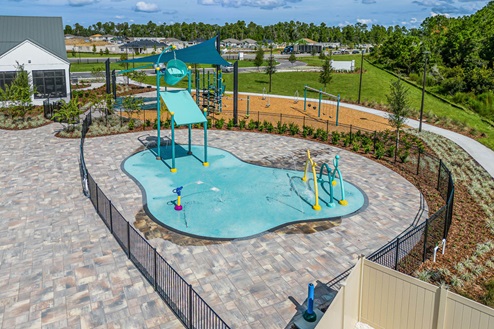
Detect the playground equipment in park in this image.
<box><xmin>303</xmin><ymin>85</ymin><xmax>341</xmax><ymax>125</ymax></box>
<box><xmin>154</xmin><ymin>47</ymin><xmax>209</xmax><ymax>172</ymax></box>
<box><xmin>173</xmin><ymin>186</ymin><xmax>184</xmax><ymax>211</ymax></box>
<box><xmin>302</xmin><ymin>150</ymin><xmax>347</xmax><ymax>210</ymax></box>
<box><xmin>194</xmin><ymin>68</ymin><xmax>225</xmax><ymax>113</ymax></box>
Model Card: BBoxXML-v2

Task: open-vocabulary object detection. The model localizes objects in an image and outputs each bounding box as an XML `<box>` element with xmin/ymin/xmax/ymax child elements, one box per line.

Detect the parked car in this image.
<box><xmin>221</xmin><ymin>65</ymin><xmax>233</xmax><ymax>73</ymax></box>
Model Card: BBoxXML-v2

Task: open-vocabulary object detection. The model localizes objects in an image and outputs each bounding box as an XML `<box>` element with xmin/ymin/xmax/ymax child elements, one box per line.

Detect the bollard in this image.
<box><xmin>303</xmin><ymin>283</ymin><xmax>317</xmax><ymax>322</ymax></box>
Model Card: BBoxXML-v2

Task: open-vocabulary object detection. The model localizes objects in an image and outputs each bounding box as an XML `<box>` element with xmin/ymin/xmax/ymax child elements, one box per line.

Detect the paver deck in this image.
<box><xmin>83</xmin><ymin>129</ymin><xmax>428</xmax><ymax>328</ymax></box>
<box><xmin>0</xmin><ymin>124</ymin><xmax>181</xmax><ymax>329</ymax></box>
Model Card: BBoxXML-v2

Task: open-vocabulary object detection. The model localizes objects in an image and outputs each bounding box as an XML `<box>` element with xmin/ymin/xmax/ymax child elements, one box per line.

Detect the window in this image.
<box><xmin>33</xmin><ymin>70</ymin><xmax>66</xmax><ymax>99</ymax></box>
<box><xmin>0</xmin><ymin>71</ymin><xmax>17</xmax><ymax>90</ymax></box>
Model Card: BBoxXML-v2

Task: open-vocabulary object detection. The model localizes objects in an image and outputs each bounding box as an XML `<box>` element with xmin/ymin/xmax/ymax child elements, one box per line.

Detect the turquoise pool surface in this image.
<box><xmin>123</xmin><ymin>145</ymin><xmax>366</xmax><ymax>239</ymax></box>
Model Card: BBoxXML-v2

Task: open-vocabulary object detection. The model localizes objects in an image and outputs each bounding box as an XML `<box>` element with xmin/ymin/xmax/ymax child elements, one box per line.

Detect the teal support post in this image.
<box><xmin>154</xmin><ymin>45</ymin><xmax>174</xmax><ymax>161</ymax></box>
<box><xmin>247</xmin><ymin>96</ymin><xmax>250</xmax><ymax>116</ymax></box>
<box><xmin>195</xmin><ymin>69</ymin><xmax>200</xmax><ymax>106</ymax></box>
<box><xmin>318</xmin><ymin>89</ymin><xmax>322</xmax><ymax>117</ymax></box>
<box><xmin>331</xmin><ymin>155</ymin><xmax>347</xmax><ymax>205</ymax></box>
<box><xmin>303</xmin><ymin>86</ymin><xmax>307</xmax><ymax>111</ymax></box>
<box><xmin>187</xmin><ymin>69</ymin><xmax>192</xmax><ymax>94</ymax></box>
<box><xmin>203</xmin><ymin>109</ymin><xmax>209</xmax><ymax>167</ymax></box>
<box><xmin>336</xmin><ymin>94</ymin><xmax>340</xmax><ymax>126</ymax></box>
<box><xmin>156</xmin><ymin>69</ymin><xmax>162</xmax><ymax>160</ymax></box>
<box><xmin>188</xmin><ymin>124</ymin><xmax>192</xmax><ymax>155</ymax></box>
<box><xmin>217</xmin><ymin>71</ymin><xmax>223</xmax><ymax>113</ymax></box>
<box><xmin>202</xmin><ymin>68</ymin><xmax>205</xmax><ymax>90</ymax></box>
<box><xmin>171</xmin><ymin>113</ymin><xmax>176</xmax><ymax>172</ymax></box>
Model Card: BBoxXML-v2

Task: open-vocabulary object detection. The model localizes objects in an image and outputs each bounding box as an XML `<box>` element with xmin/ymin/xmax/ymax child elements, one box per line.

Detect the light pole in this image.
<box><xmin>357</xmin><ymin>49</ymin><xmax>364</xmax><ymax>104</ymax></box>
<box><xmin>419</xmin><ymin>51</ymin><xmax>430</xmax><ymax>132</ymax></box>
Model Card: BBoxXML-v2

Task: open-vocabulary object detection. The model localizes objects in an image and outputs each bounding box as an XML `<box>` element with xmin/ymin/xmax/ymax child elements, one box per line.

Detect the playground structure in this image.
<box><xmin>193</xmin><ymin>68</ymin><xmax>225</xmax><ymax>113</ymax></box>
<box><xmin>302</xmin><ymin>150</ymin><xmax>347</xmax><ymax>211</ymax></box>
<box><xmin>115</xmin><ymin>37</ymin><xmax>231</xmax><ymax>172</ymax></box>
<box><xmin>303</xmin><ymin>85</ymin><xmax>341</xmax><ymax>125</ymax></box>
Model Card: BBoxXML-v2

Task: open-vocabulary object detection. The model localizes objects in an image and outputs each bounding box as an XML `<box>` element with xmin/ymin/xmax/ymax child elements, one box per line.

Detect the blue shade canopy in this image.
<box><xmin>160</xmin><ymin>90</ymin><xmax>207</xmax><ymax>126</ymax></box>
<box><xmin>121</xmin><ymin>37</ymin><xmax>230</xmax><ymax>66</ymax></box>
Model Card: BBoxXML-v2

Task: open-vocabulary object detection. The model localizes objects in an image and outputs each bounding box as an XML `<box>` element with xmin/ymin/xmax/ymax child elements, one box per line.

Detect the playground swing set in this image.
<box><xmin>303</xmin><ymin>85</ymin><xmax>341</xmax><ymax>126</ymax></box>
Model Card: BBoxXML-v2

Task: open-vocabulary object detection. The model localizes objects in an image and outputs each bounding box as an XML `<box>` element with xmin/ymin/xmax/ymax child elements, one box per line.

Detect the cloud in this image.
<box><xmin>68</xmin><ymin>0</ymin><xmax>98</xmax><ymax>6</ymax></box>
<box><xmin>413</xmin><ymin>0</ymin><xmax>476</xmax><ymax>16</ymax></box>
<box><xmin>357</xmin><ymin>18</ymin><xmax>373</xmax><ymax>24</ymax></box>
<box><xmin>115</xmin><ymin>15</ymin><xmax>125</xmax><ymax>19</ymax></box>
<box><xmin>361</xmin><ymin>0</ymin><xmax>376</xmax><ymax>4</ymax></box>
<box><xmin>135</xmin><ymin>1</ymin><xmax>160</xmax><ymax>12</ymax></box>
<box><xmin>197</xmin><ymin>0</ymin><xmax>301</xmax><ymax>10</ymax></box>
<box><xmin>163</xmin><ymin>10</ymin><xmax>178</xmax><ymax>15</ymax></box>
<box><xmin>410</xmin><ymin>17</ymin><xmax>418</xmax><ymax>23</ymax></box>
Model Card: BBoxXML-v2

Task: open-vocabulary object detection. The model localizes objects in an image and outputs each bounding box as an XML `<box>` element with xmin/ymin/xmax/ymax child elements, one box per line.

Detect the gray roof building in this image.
<box><xmin>0</xmin><ymin>16</ymin><xmax>67</xmax><ymax>61</ymax></box>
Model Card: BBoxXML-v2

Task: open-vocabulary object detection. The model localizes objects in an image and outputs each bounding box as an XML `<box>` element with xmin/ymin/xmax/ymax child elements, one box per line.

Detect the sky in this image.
<box><xmin>2</xmin><ymin>0</ymin><xmax>491</xmax><ymax>28</ymax></box>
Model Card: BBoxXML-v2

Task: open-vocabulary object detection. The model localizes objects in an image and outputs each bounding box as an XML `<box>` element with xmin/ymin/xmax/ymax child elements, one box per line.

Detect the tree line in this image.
<box><xmin>371</xmin><ymin>1</ymin><xmax>494</xmax><ymax>120</ymax></box>
<box><xmin>64</xmin><ymin>20</ymin><xmax>389</xmax><ymax>46</ymax></box>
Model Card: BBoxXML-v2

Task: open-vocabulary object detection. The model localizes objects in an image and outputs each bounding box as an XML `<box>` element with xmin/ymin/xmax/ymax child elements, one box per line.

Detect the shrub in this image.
<box><xmin>227</xmin><ymin>119</ymin><xmax>234</xmax><ymax>130</ymax></box>
<box><xmin>385</xmin><ymin>145</ymin><xmax>396</xmax><ymax>158</ymax></box>
<box><xmin>352</xmin><ymin>141</ymin><xmax>360</xmax><ymax>152</ymax></box>
<box><xmin>374</xmin><ymin>145</ymin><xmax>385</xmax><ymax>159</ymax></box>
<box><xmin>302</xmin><ymin>126</ymin><xmax>314</xmax><ymax>138</ymax></box>
<box><xmin>239</xmin><ymin>120</ymin><xmax>246</xmax><ymax>130</ymax></box>
<box><xmin>276</xmin><ymin>121</ymin><xmax>288</xmax><ymax>134</ymax></box>
<box><xmin>288</xmin><ymin>122</ymin><xmax>299</xmax><ymax>135</ymax></box>
<box><xmin>266</xmin><ymin>122</ymin><xmax>275</xmax><ymax>133</ymax></box>
<box><xmin>343</xmin><ymin>135</ymin><xmax>351</xmax><ymax>147</ymax></box>
<box><xmin>247</xmin><ymin>120</ymin><xmax>257</xmax><ymax>130</ymax></box>
<box><xmin>331</xmin><ymin>131</ymin><xmax>340</xmax><ymax>144</ymax></box>
<box><xmin>128</xmin><ymin>118</ymin><xmax>135</xmax><ymax>130</ymax></box>
<box><xmin>215</xmin><ymin>118</ymin><xmax>225</xmax><ymax>129</ymax></box>
<box><xmin>399</xmin><ymin>149</ymin><xmax>410</xmax><ymax>163</ymax></box>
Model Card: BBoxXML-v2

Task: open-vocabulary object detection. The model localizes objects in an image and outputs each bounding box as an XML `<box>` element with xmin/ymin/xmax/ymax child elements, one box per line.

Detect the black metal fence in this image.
<box><xmin>79</xmin><ymin>114</ymin><xmax>230</xmax><ymax>329</ymax></box>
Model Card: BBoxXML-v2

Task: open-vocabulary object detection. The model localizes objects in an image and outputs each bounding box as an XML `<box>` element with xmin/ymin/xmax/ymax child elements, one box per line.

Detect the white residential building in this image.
<box><xmin>0</xmin><ymin>16</ymin><xmax>70</xmax><ymax>105</ymax></box>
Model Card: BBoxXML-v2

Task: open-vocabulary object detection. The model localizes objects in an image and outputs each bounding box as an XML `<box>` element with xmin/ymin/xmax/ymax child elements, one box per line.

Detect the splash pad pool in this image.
<box><xmin>123</xmin><ymin>145</ymin><xmax>366</xmax><ymax>240</ymax></box>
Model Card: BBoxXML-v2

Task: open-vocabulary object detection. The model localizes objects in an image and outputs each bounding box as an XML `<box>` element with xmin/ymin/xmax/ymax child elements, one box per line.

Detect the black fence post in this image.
<box><xmin>109</xmin><ymin>200</ymin><xmax>113</xmax><ymax>234</ymax></box>
<box><xmin>423</xmin><ymin>220</ymin><xmax>429</xmax><ymax>262</ymax></box>
<box><xmin>154</xmin><ymin>248</ymin><xmax>158</xmax><ymax>291</ymax></box>
<box><xmin>373</xmin><ymin>131</ymin><xmax>377</xmax><ymax>151</ymax></box>
<box><xmin>394</xmin><ymin>237</ymin><xmax>401</xmax><ymax>270</ymax></box>
<box><xmin>280</xmin><ymin>113</ymin><xmax>282</xmax><ymax>124</ymax></box>
<box><xmin>326</xmin><ymin>120</ymin><xmax>329</xmax><ymax>134</ymax></box>
<box><xmin>127</xmin><ymin>221</ymin><xmax>131</xmax><ymax>258</ymax></box>
<box><xmin>437</xmin><ymin>159</ymin><xmax>443</xmax><ymax>191</ymax></box>
<box><xmin>417</xmin><ymin>152</ymin><xmax>421</xmax><ymax>175</ymax></box>
<box><xmin>350</xmin><ymin>125</ymin><xmax>353</xmax><ymax>143</ymax></box>
<box><xmin>95</xmin><ymin>184</ymin><xmax>99</xmax><ymax>213</ymax></box>
<box><xmin>303</xmin><ymin>116</ymin><xmax>306</xmax><ymax>127</ymax></box>
<box><xmin>188</xmin><ymin>284</ymin><xmax>193</xmax><ymax>328</ymax></box>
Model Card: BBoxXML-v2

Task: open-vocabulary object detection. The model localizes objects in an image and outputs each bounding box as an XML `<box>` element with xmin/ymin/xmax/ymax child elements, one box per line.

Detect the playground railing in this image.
<box><xmin>79</xmin><ymin>114</ymin><xmax>230</xmax><ymax>329</ymax></box>
<box><xmin>208</xmin><ymin>109</ymin><xmax>455</xmax><ymax>305</ymax></box>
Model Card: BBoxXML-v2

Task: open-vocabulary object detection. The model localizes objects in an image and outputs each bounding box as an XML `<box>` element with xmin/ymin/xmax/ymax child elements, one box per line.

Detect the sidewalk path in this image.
<box><xmin>235</xmin><ymin>92</ymin><xmax>494</xmax><ymax>178</ymax></box>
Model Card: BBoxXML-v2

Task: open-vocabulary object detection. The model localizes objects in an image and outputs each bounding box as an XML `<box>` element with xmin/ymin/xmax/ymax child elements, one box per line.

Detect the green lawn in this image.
<box><xmin>113</xmin><ymin>54</ymin><xmax>494</xmax><ymax>149</ymax></box>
